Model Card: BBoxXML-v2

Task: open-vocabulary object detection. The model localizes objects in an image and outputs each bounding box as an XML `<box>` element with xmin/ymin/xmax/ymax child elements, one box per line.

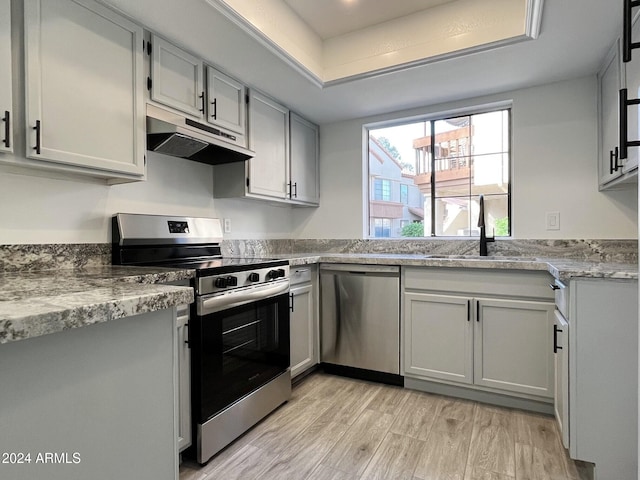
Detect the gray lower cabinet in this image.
<box><xmin>176</xmin><ymin>305</ymin><xmax>191</xmax><ymax>452</ymax></box>
<box><xmin>568</xmin><ymin>278</ymin><xmax>637</xmax><ymax>480</ymax></box>
<box><xmin>403</xmin><ymin>267</ymin><xmax>555</xmax><ymax>403</ymax></box>
<box><xmin>290</xmin><ymin>266</ymin><xmax>318</xmax><ymax>378</ymax></box>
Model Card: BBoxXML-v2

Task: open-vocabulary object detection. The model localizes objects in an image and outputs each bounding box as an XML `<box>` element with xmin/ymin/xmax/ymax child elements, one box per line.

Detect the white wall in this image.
<box><xmin>0</xmin><ymin>152</ymin><xmax>292</xmax><ymax>244</ymax></box>
<box><xmin>292</xmin><ymin>76</ymin><xmax>638</xmax><ymax>239</ymax></box>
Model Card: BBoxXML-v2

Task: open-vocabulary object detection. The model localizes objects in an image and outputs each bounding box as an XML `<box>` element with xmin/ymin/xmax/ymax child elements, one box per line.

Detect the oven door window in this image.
<box><xmin>193</xmin><ymin>292</ymin><xmax>290</xmax><ymax>422</ymax></box>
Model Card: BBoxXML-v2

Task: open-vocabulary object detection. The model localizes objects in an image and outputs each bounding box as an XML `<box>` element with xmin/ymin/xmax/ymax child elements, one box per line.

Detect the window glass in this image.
<box><xmin>368</xmin><ymin>107</ymin><xmax>510</xmax><ymax>238</ymax></box>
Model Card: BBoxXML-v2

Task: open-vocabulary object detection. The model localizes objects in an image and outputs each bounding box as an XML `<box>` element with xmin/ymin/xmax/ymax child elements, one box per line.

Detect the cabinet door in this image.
<box><xmin>290</xmin><ymin>112</ymin><xmax>319</xmax><ymax>205</ymax></box>
<box><xmin>247</xmin><ymin>90</ymin><xmax>289</xmax><ymax>199</ymax></box>
<box><xmin>0</xmin><ymin>0</ymin><xmax>12</xmax><ymax>154</ymax></box>
<box><xmin>474</xmin><ymin>298</ymin><xmax>554</xmax><ymax>398</ymax></box>
<box><xmin>151</xmin><ymin>35</ymin><xmax>204</xmax><ymax>119</ymax></box>
<box><xmin>290</xmin><ymin>283</ymin><xmax>316</xmax><ymax>378</ymax></box>
<box><xmin>554</xmin><ymin>310</ymin><xmax>569</xmax><ymax>449</ymax></box>
<box><xmin>404</xmin><ymin>292</ymin><xmax>473</xmax><ymax>384</ymax></box>
<box><xmin>206</xmin><ymin>66</ymin><xmax>246</xmax><ymax>136</ymax></box>
<box><xmin>598</xmin><ymin>39</ymin><xmax>624</xmax><ymax>186</ymax></box>
<box><xmin>623</xmin><ymin>12</ymin><xmax>640</xmax><ymax>173</ymax></box>
<box><xmin>24</xmin><ymin>0</ymin><xmax>145</xmax><ymax>176</ymax></box>
<box><xmin>176</xmin><ymin>306</ymin><xmax>191</xmax><ymax>452</ymax></box>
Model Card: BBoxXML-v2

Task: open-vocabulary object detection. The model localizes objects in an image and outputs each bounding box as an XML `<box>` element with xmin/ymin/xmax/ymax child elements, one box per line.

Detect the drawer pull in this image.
<box><xmin>553</xmin><ymin>324</ymin><xmax>563</xmax><ymax>353</ymax></box>
<box><xmin>549</xmin><ymin>283</ymin><xmax>560</xmax><ymax>291</ymax></box>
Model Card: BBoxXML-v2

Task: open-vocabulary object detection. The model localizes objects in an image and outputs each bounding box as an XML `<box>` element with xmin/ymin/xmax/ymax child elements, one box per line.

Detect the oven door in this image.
<box><xmin>191</xmin><ymin>280</ymin><xmax>290</xmax><ymax>424</ymax></box>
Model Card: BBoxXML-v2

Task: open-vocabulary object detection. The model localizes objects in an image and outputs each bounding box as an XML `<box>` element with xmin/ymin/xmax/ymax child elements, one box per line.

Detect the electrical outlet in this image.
<box><xmin>223</xmin><ymin>218</ymin><xmax>231</xmax><ymax>233</ymax></box>
<box><xmin>546</xmin><ymin>212</ymin><xmax>560</xmax><ymax>231</ymax></box>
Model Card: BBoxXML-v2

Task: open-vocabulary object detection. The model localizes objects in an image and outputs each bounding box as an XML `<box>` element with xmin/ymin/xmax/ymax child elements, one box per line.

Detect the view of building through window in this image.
<box><xmin>368</xmin><ymin>108</ymin><xmax>511</xmax><ymax>238</ymax></box>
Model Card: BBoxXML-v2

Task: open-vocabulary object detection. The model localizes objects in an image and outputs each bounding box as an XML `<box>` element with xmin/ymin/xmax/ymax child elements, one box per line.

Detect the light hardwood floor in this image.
<box><xmin>180</xmin><ymin>372</ymin><xmax>593</xmax><ymax>480</ymax></box>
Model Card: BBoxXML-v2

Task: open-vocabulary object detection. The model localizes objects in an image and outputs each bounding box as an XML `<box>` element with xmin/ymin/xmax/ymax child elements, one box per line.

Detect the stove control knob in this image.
<box><xmin>276</xmin><ymin>268</ymin><xmax>286</xmax><ymax>278</ymax></box>
<box><xmin>214</xmin><ymin>277</ymin><xmax>227</xmax><ymax>288</ymax></box>
<box><xmin>225</xmin><ymin>276</ymin><xmax>238</xmax><ymax>287</ymax></box>
<box><xmin>267</xmin><ymin>270</ymin><xmax>279</xmax><ymax>280</ymax></box>
<box><xmin>248</xmin><ymin>272</ymin><xmax>260</xmax><ymax>282</ymax></box>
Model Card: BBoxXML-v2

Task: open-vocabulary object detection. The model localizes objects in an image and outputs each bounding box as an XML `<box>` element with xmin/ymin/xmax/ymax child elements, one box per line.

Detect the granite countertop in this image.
<box><xmin>280</xmin><ymin>253</ymin><xmax>639</xmax><ymax>282</ymax></box>
<box><xmin>0</xmin><ymin>265</ymin><xmax>195</xmax><ymax>344</ymax></box>
<box><xmin>1</xmin><ymin>252</ymin><xmax>636</xmax><ymax>345</ymax></box>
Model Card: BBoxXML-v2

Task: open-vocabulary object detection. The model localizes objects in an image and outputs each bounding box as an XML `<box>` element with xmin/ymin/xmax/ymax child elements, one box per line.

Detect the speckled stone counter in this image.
<box><xmin>0</xmin><ymin>266</ymin><xmax>195</xmax><ymax>344</ymax></box>
<box><xmin>278</xmin><ymin>253</ymin><xmax>638</xmax><ymax>283</ymax></box>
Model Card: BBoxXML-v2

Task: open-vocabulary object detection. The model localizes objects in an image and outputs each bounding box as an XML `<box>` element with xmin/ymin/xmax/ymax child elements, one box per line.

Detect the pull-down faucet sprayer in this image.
<box><xmin>478</xmin><ymin>195</ymin><xmax>495</xmax><ymax>256</ymax></box>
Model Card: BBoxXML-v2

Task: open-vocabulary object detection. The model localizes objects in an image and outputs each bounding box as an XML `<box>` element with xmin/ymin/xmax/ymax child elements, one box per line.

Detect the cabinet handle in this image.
<box><xmin>184</xmin><ymin>323</ymin><xmax>190</xmax><ymax>347</ymax></box>
<box><xmin>2</xmin><ymin>110</ymin><xmax>9</xmax><ymax>148</ymax></box>
<box><xmin>293</xmin><ymin>182</ymin><xmax>298</xmax><ymax>198</ymax></box>
<box><xmin>553</xmin><ymin>324</ymin><xmax>563</xmax><ymax>353</ymax></box>
<box><xmin>467</xmin><ymin>299</ymin><xmax>471</xmax><ymax>322</ymax></box>
<box><xmin>289</xmin><ymin>293</ymin><xmax>295</xmax><ymax>312</ymax></box>
<box><xmin>620</xmin><ymin>88</ymin><xmax>640</xmax><ymax>160</ymax></box>
<box><xmin>287</xmin><ymin>181</ymin><xmax>292</xmax><ymax>198</ymax></box>
<box><xmin>211</xmin><ymin>98</ymin><xmax>217</xmax><ymax>120</ymax></box>
<box><xmin>33</xmin><ymin>120</ymin><xmax>41</xmax><ymax>154</ymax></box>
<box><xmin>623</xmin><ymin>0</ymin><xmax>640</xmax><ymax>62</ymax></box>
<box><xmin>548</xmin><ymin>283</ymin><xmax>560</xmax><ymax>291</ymax></box>
<box><xmin>476</xmin><ymin>300</ymin><xmax>480</xmax><ymax>322</ymax></box>
<box><xmin>199</xmin><ymin>92</ymin><xmax>205</xmax><ymax>113</ymax></box>
<box><xmin>609</xmin><ymin>147</ymin><xmax>622</xmax><ymax>174</ymax></box>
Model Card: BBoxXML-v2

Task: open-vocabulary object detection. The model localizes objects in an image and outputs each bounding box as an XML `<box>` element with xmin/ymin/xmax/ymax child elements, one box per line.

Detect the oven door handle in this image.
<box><xmin>198</xmin><ymin>280</ymin><xmax>290</xmax><ymax>315</ymax></box>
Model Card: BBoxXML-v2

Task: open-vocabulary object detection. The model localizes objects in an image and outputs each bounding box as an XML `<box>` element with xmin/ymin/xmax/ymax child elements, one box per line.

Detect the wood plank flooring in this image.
<box><xmin>179</xmin><ymin>372</ymin><xmax>593</xmax><ymax>480</ymax></box>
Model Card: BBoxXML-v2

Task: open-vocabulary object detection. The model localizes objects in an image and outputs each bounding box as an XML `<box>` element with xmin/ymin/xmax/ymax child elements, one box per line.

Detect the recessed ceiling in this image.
<box><xmin>102</xmin><ymin>0</ymin><xmax>621</xmax><ymax>124</ymax></box>
<box><xmin>215</xmin><ymin>0</ymin><xmax>540</xmax><ymax>84</ymax></box>
<box><xmin>282</xmin><ymin>0</ymin><xmax>458</xmax><ymax>40</ymax></box>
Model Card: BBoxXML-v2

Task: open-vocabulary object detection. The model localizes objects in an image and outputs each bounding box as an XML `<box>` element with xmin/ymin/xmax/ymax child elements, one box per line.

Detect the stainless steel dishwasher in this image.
<box><xmin>320</xmin><ymin>264</ymin><xmax>401</xmax><ymax>385</ymax></box>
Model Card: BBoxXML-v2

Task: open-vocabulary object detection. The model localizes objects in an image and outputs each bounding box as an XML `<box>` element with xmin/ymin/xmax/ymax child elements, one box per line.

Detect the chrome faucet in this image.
<box><xmin>477</xmin><ymin>195</ymin><xmax>495</xmax><ymax>256</ymax></box>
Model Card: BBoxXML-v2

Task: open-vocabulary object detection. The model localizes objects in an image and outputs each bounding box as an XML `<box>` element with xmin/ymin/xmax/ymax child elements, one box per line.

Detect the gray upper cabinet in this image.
<box><xmin>150</xmin><ymin>35</ymin><xmax>204</xmax><ymax>119</ymax></box>
<box><xmin>206</xmin><ymin>66</ymin><xmax>246</xmax><ymax>136</ymax></box>
<box><xmin>290</xmin><ymin>112</ymin><xmax>319</xmax><ymax>205</ymax></box>
<box><xmin>149</xmin><ymin>36</ymin><xmax>248</xmax><ymax>147</ymax></box>
<box><xmin>598</xmin><ymin>39</ymin><xmax>624</xmax><ymax>187</ymax></box>
<box><xmin>23</xmin><ymin>0</ymin><xmax>145</xmax><ymax>181</ymax></box>
<box><xmin>0</xmin><ymin>0</ymin><xmax>12</xmax><ymax>154</ymax></box>
<box><xmin>247</xmin><ymin>90</ymin><xmax>290</xmax><ymax>199</ymax></box>
<box><xmin>622</xmin><ymin>11</ymin><xmax>640</xmax><ymax>174</ymax></box>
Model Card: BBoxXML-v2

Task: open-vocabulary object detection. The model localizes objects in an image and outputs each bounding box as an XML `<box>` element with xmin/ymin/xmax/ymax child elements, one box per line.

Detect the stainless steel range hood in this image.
<box><xmin>146</xmin><ymin>104</ymin><xmax>254</xmax><ymax>165</ymax></box>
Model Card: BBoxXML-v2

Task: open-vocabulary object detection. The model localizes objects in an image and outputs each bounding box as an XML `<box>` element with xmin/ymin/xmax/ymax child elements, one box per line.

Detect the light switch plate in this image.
<box><xmin>223</xmin><ymin>218</ymin><xmax>231</xmax><ymax>233</ymax></box>
<box><xmin>546</xmin><ymin>211</ymin><xmax>560</xmax><ymax>230</ymax></box>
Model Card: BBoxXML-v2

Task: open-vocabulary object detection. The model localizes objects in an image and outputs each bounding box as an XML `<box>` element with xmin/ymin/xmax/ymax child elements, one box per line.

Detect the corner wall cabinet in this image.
<box><xmin>0</xmin><ymin>0</ymin><xmax>12</xmax><ymax>154</ymax></box>
<box><xmin>147</xmin><ymin>35</ymin><xmax>248</xmax><ymax>148</ymax></box>
<box><xmin>403</xmin><ymin>268</ymin><xmax>555</xmax><ymax>403</ymax></box>
<box><xmin>599</xmin><ymin>5</ymin><xmax>640</xmax><ymax>189</ymax></box>
<box><xmin>213</xmin><ymin>90</ymin><xmax>320</xmax><ymax>206</ymax></box>
<box><xmin>23</xmin><ymin>0</ymin><xmax>146</xmax><ymax>182</ymax></box>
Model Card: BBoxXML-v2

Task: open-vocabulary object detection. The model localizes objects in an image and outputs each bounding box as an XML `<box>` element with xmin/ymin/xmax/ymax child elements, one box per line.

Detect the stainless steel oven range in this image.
<box><xmin>112</xmin><ymin>213</ymin><xmax>291</xmax><ymax>465</ymax></box>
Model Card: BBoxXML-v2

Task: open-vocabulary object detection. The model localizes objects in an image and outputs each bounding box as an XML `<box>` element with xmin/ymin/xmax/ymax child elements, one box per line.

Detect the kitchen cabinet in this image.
<box><xmin>474</xmin><ymin>298</ymin><xmax>554</xmax><ymax>398</ymax></box>
<box><xmin>206</xmin><ymin>66</ymin><xmax>246</xmax><ymax>136</ymax></box>
<box><xmin>0</xmin><ymin>0</ymin><xmax>12</xmax><ymax>154</ymax></box>
<box><xmin>403</xmin><ymin>267</ymin><xmax>554</xmax><ymax>403</ymax></box>
<box><xmin>213</xmin><ymin>92</ymin><xmax>319</xmax><ymax>206</ymax></box>
<box><xmin>176</xmin><ymin>305</ymin><xmax>191</xmax><ymax>452</ymax></box>
<box><xmin>23</xmin><ymin>0</ymin><xmax>146</xmax><ymax>182</ymax></box>
<box><xmin>567</xmin><ymin>278</ymin><xmax>637</xmax><ymax>480</ymax></box>
<box><xmin>622</xmin><ymin>10</ymin><xmax>640</xmax><ymax>174</ymax></box>
<box><xmin>150</xmin><ymin>34</ymin><xmax>204</xmax><ymax>119</ymax></box>
<box><xmin>290</xmin><ymin>112</ymin><xmax>320</xmax><ymax>205</ymax></box>
<box><xmin>289</xmin><ymin>266</ymin><xmax>318</xmax><ymax>379</ymax></box>
<box><xmin>404</xmin><ymin>293</ymin><xmax>473</xmax><ymax>384</ymax></box>
<box><xmin>598</xmin><ymin>39</ymin><xmax>625</xmax><ymax>187</ymax></box>
<box><xmin>246</xmin><ymin>90</ymin><xmax>290</xmax><ymax>199</ymax></box>
<box><xmin>553</xmin><ymin>307</ymin><xmax>569</xmax><ymax>449</ymax></box>
<box><xmin>148</xmin><ymin>36</ymin><xmax>248</xmax><ymax>147</ymax></box>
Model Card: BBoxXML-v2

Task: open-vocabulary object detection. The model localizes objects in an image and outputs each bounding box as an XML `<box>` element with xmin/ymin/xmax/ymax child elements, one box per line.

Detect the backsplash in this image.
<box><xmin>223</xmin><ymin>238</ymin><xmax>639</xmax><ymax>263</ymax></box>
<box><xmin>0</xmin><ymin>239</ymin><xmax>637</xmax><ymax>271</ymax></box>
<box><xmin>0</xmin><ymin>244</ymin><xmax>110</xmax><ymax>272</ymax></box>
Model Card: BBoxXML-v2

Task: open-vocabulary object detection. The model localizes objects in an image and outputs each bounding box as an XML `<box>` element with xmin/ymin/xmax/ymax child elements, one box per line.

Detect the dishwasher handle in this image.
<box><xmin>320</xmin><ymin>264</ymin><xmax>399</xmax><ymax>276</ymax></box>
